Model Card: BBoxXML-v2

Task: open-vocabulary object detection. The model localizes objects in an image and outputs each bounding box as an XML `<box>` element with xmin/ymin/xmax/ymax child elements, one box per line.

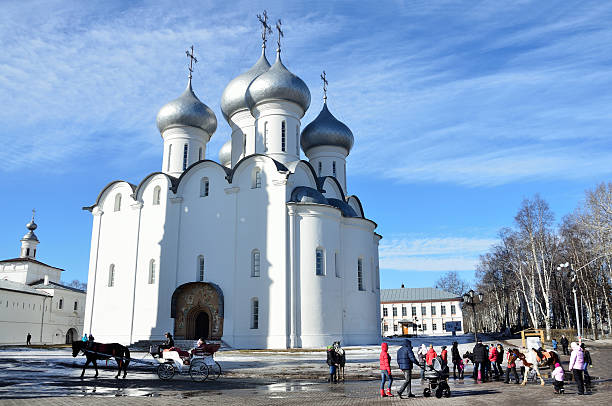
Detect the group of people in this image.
<box><xmin>326</xmin><ymin>341</ymin><xmax>345</xmax><ymax>383</ymax></box>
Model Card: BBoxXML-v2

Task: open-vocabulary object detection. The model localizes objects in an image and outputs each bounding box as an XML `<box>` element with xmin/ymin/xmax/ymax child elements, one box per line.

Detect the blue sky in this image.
<box><xmin>1</xmin><ymin>0</ymin><xmax>611</xmax><ymax>290</ymax></box>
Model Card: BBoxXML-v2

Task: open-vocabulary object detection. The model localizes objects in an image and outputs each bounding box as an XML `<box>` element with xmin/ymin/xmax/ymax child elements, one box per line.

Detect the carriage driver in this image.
<box><xmin>158</xmin><ymin>332</ymin><xmax>174</xmax><ymax>355</ymax></box>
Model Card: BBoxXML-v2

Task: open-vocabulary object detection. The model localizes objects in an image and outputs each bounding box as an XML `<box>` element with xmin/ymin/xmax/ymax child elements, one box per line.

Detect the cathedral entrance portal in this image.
<box><xmin>171</xmin><ymin>282</ymin><xmax>224</xmax><ymax>341</ymax></box>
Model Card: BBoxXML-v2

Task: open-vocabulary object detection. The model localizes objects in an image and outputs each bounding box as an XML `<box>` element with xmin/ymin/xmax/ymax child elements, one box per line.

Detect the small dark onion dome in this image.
<box><xmin>246</xmin><ymin>52</ymin><xmax>311</xmax><ymax>117</ymax></box>
<box><xmin>221</xmin><ymin>49</ymin><xmax>270</xmax><ymax>121</ymax></box>
<box><xmin>219</xmin><ymin>139</ymin><xmax>231</xmax><ymax>167</ymax></box>
<box><xmin>156</xmin><ymin>78</ymin><xmax>217</xmax><ymax>135</ymax></box>
<box><xmin>300</xmin><ymin>103</ymin><xmax>354</xmax><ymax>154</ymax></box>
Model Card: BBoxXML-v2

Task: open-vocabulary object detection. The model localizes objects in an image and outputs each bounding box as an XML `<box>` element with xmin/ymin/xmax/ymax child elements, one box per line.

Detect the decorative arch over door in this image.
<box><xmin>171</xmin><ymin>282</ymin><xmax>224</xmax><ymax>340</ymax></box>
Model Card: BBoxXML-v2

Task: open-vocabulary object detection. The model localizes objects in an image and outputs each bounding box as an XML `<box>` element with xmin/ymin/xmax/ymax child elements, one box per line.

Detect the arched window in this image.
<box><xmin>318</xmin><ymin>162</ymin><xmax>322</xmax><ymax>176</ymax></box>
<box><xmin>335</xmin><ymin>252</ymin><xmax>340</xmax><ymax>278</ymax></box>
<box><xmin>183</xmin><ymin>143</ymin><xmax>189</xmax><ymax>170</ymax></box>
<box><xmin>315</xmin><ymin>248</ymin><xmax>325</xmax><ymax>276</ymax></box>
<box><xmin>200</xmin><ymin>177</ymin><xmax>209</xmax><ymax>197</ymax></box>
<box><xmin>58</xmin><ymin>298</ymin><xmax>63</xmax><ymax>310</ymax></box>
<box><xmin>281</xmin><ymin>121</ymin><xmax>286</xmax><ymax>152</ymax></box>
<box><xmin>108</xmin><ymin>264</ymin><xmax>115</xmax><ymax>287</ymax></box>
<box><xmin>148</xmin><ymin>259</ymin><xmax>156</xmax><ymax>284</ymax></box>
<box><xmin>251</xmin><ymin>249</ymin><xmax>261</xmax><ymax>277</ymax></box>
<box><xmin>153</xmin><ymin>186</ymin><xmax>161</xmax><ymax>205</ymax></box>
<box><xmin>198</xmin><ymin>147</ymin><xmax>203</xmax><ymax>161</ymax></box>
<box><xmin>251</xmin><ymin>298</ymin><xmax>259</xmax><ymax>329</ymax></box>
<box><xmin>74</xmin><ymin>301</ymin><xmax>78</xmax><ymax>311</ymax></box>
<box><xmin>357</xmin><ymin>258</ymin><xmax>364</xmax><ymax>291</ymax></box>
<box><xmin>114</xmin><ymin>194</ymin><xmax>122</xmax><ymax>212</ymax></box>
<box><xmin>264</xmin><ymin>122</ymin><xmax>269</xmax><ymax>151</ymax></box>
<box><xmin>296</xmin><ymin>125</ymin><xmax>300</xmax><ymax>155</ymax></box>
<box><xmin>332</xmin><ymin>161</ymin><xmax>336</xmax><ymax>177</ymax></box>
<box><xmin>167</xmin><ymin>144</ymin><xmax>172</xmax><ymax>172</ymax></box>
<box><xmin>197</xmin><ymin>255</ymin><xmax>205</xmax><ymax>281</ymax></box>
<box><xmin>252</xmin><ymin>168</ymin><xmax>262</xmax><ymax>189</ymax></box>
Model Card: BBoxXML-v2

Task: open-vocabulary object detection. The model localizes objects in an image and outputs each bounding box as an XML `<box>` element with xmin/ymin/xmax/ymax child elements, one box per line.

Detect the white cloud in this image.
<box><xmin>379</xmin><ymin>236</ymin><xmax>497</xmax><ymax>272</ymax></box>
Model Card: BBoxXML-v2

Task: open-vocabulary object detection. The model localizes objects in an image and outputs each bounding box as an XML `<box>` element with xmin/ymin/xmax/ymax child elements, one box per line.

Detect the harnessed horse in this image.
<box><xmin>71</xmin><ymin>341</ymin><xmax>131</xmax><ymax>378</ymax></box>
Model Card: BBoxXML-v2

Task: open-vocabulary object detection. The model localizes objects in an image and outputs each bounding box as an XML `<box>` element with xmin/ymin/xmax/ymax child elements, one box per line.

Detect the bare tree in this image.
<box><xmin>434</xmin><ymin>271</ymin><xmax>471</xmax><ymax>296</ymax></box>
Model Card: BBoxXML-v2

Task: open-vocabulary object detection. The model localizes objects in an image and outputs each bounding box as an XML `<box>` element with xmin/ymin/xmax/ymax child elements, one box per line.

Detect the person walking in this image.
<box><xmin>82</xmin><ymin>334</ymin><xmax>88</xmax><ymax>342</ymax></box>
<box><xmin>488</xmin><ymin>343</ymin><xmax>499</xmax><ymax>380</ymax></box>
<box><xmin>496</xmin><ymin>344</ymin><xmax>504</xmax><ymax>380</ymax></box>
<box><xmin>504</xmin><ymin>349</ymin><xmax>520</xmax><ymax>384</ymax></box>
<box><xmin>451</xmin><ymin>341</ymin><xmax>461</xmax><ymax>379</ymax></box>
<box><xmin>425</xmin><ymin>344</ymin><xmax>437</xmax><ymax>366</ymax></box>
<box><xmin>560</xmin><ymin>336</ymin><xmax>569</xmax><ymax>355</ymax></box>
<box><xmin>396</xmin><ymin>339</ymin><xmax>421</xmax><ymax>398</ymax></box>
<box><xmin>551</xmin><ymin>362</ymin><xmax>565</xmax><ymax>394</ymax></box>
<box><xmin>569</xmin><ymin>342</ymin><xmax>585</xmax><ymax>395</ymax></box>
<box><xmin>440</xmin><ymin>346</ymin><xmax>448</xmax><ymax>368</ymax></box>
<box><xmin>551</xmin><ymin>338</ymin><xmax>558</xmax><ymax>351</ymax></box>
<box><xmin>26</xmin><ymin>333</ymin><xmax>31</xmax><ymax>346</ymax></box>
<box><xmin>379</xmin><ymin>342</ymin><xmax>394</xmax><ymax>397</ymax></box>
<box><xmin>417</xmin><ymin>344</ymin><xmax>427</xmax><ymax>380</ymax></box>
<box><xmin>326</xmin><ymin>344</ymin><xmax>338</xmax><ymax>383</ymax></box>
<box><xmin>457</xmin><ymin>357</ymin><xmax>465</xmax><ymax>379</ymax></box>
<box><xmin>581</xmin><ymin>343</ymin><xmax>592</xmax><ymax>389</ymax></box>
<box><xmin>472</xmin><ymin>340</ymin><xmax>487</xmax><ymax>382</ymax></box>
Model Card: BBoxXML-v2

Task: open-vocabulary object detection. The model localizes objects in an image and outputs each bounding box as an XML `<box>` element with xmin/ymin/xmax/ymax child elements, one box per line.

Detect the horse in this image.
<box><xmin>510</xmin><ymin>348</ymin><xmax>545</xmax><ymax>386</ymax></box>
<box><xmin>333</xmin><ymin>342</ymin><xmax>346</xmax><ymax>382</ymax></box>
<box><xmin>71</xmin><ymin>340</ymin><xmax>130</xmax><ymax>379</ymax></box>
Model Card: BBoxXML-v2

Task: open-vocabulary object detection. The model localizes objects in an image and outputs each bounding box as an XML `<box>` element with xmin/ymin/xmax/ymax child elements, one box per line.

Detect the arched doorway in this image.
<box><xmin>171</xmin><ymin>282</ymin><xmax>224</xmax><ymax>340</ymax></box>
<box><xmin>65</xmin><ymin>328</ymin><xmax>77</xmax><ymax>344</ymax></box>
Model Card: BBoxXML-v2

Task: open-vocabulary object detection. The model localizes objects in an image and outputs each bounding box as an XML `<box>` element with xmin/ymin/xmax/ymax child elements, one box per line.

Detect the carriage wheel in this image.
<box><xmin>435</xmin><ymin>387</ymin><xmax>443</xmax><ymax>398</ymax></box>
<box><xmin>189</xmin><ymin>360</ymin><xmax>209</xmax><ymax>382</ymax></box>
<box><xmin>443</xmin><ymin>387</ymin><xmax>451</xmax><ymax>398</ymax></box>
<box><xmin>157</xmin><ymin>363</ymin><xmax>175</xmax><ymax>380</ymax></box>
<box><xmin>207</xmin><ymin>361</ymin><xmax>222</xmax><ymax>381</ymax></box>
<box><xmin>423</xmin><ymin>388</ymin><xmax>431</xmax><ymax>397</ymax></box>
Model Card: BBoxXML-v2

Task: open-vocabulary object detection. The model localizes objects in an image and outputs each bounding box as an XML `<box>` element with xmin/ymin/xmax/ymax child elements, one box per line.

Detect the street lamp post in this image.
<box><xmin>413</xmin><ymin>317</ymin><xmax>419</xmax><ymax>338</ymax></box>
<box><xmin>558</xmin><ymin>262</ymin><xmax>581</xmax><ymax>344</ymax></box>
<box><xmin>463</xmin><ymin>289</ymin><xmax>484</xmax><ymax>342</ymax></box>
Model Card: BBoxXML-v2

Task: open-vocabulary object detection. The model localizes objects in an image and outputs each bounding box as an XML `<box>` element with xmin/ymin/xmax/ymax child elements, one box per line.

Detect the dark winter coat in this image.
<box><xmin>451</xmin><ymin>344</ymin><xmax>461</xmax><ymax>363</ymax></box>
<box><xmin>397</xmin><ymin>339</ymin><xmax>419</xmax><ymax>370</ymax></box>
<box><xmin>560</xmin><ymin>337</ymin><xmax>569</xmax><ymax>347</ymax></box>
<box><xmin>326</xmin><ymin>347</ymin><xmax>338</xmax><ymax>366</ymax></box>
<box><xmin>472</xmin><ymin>343</ymin><xmax>487</xmax><ymax>363</ymax></box>
<box><xmin>584</xmin><ymin>349</ymin><xmax>592</xmax><ymax>366</ymax></box>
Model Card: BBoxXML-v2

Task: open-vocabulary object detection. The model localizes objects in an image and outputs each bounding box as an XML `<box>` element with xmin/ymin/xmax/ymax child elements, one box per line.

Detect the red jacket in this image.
<box><xmin>488</xmin><ymin>346</ymin><xmax>498</xmax><ymax>363</ymax></box>
<box><xmin>426</xmin><ymin>348</ymin><xmax>437</xmax><ymax>365</ymax></box>
<box><xmin>441</xmin><ymin>349</ymin><xmax>448</xmax><ymax>362</ymax></box>
<box><xmin>380</xmin><ymin>343</ymin><xmax>391</xmax><ymax>372</ymax></box>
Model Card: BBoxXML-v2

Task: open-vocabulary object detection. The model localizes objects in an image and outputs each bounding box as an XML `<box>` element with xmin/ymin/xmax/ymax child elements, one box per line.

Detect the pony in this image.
<box><xmin>333</xmin><ymin>341</ymin><xmax>345</xmax><ymax>382</ymax></box>
<box><xmin>72</xmin><ymin>340</ymin><xmax>130</xmax><ymax>379</ymax></box>
<box><xmin>509</xmin><ymin>348</ymin><xmax>545</xmax><ymax>386</ymax></box>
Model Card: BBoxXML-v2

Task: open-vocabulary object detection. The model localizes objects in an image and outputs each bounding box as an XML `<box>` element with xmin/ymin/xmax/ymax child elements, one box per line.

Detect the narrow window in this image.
<box><xmin>412</xmin><ymin>307</ymin><xmax>417</xmax><ymax>317</ymax></box>
<box><xmin>392</xmin><ymin>307</ymin><xmax>397</xmax><ymax>317</ymax></box>
<box><xmin>318</xmin><ymin>162</ymin><xmax>322</xmax><ymax>176</ymax></box>
<box><xmin>402</xmin><ymin>306</ymin><xmax>407</xmax><ymax>317</ymax></box>
<box><xmin>26</xmin><ymin>248</ymin><xmax>30</xmax><ymax>257</ymax></box>
<box><xmin>198</xmin><ymin>147</ymin><xmax>203</xmax><ymax>161</ymax></box>
<box><xmin>167</xmin><ymin>144</ymin><xmax>172</xmax><ymax>171</ymax></box>
<box><xmin>74</xmin><ymin>301</ymin><xmax>78</xmax><ymax>311</ymax></box>
<box><xmin>433</xmin><ymin>323</ymin><xmax>437</xmax><ymax>331</ymax></box>
<box><xmin>253</xmin><ymin>168</ymin><xmax>262</xmax><ymax>189</ymax></box>
<box><xmin>251</xmin><ymin>298</ymin><xmax>259</xmax><ymax>329</ymax></box>
<box><xmin>315</xmin><ymin>248</ymin><xmax>324</xmax><ymax>276</ymax></box>
<box><xmin>59</xmin><ymin>299</ymin><xmax>63</xmax><ymax>310</ymax></box>
<box><xmin>148</xmin><ymin>259</ymin><xmax>156</xmax><ymax>284</ymax></box>
<box><xmin>383</xmin><ymin>324</ymin><xmax>388</xmax><ymax>332</ymax></box>
<box><xmin>281</xmin><ymin>121</ymin><xmax>286</xmax><ymax>152</ymax></box>
<box><xmin>423</xmin><ymin>323</ymin><xmax>427</xmax><ymax>331</ymax></box>
<box><xmin>198</xmin><ymin>256</ymin><xmax>205</xmax><ymax>281</ymax></box>
<box><xmin>200</xmin><ymin>177</ymin><xmax>209</xmax><ymax>197</ymax></box>
<box><xmin>108</xmin><ymin>264</ymin><xmax>115</xmax><ymax>287</ymax></box>
<box><xmin>114</xmin><ymin>194</ymin><xmax>122</xmax><ymax>212</ymax></box>
<box><xmin>153</xmin><ymin>186</ymin><xmax>161</xmax><ymax>205</ymax></box>
<box><xmin>357</xmin><ymin>258</ymin><xmax>364</xmax><ymax>291</ymax></box>
<box><xmin>421</xmin><ymin>306</ymin><xmax>426</xmax><ymax>315</ymax></box>
<box><xmin>332</xmin><ymin>161</ymin><xmax>336</xmax><ymax>177</ymax></box>
<box><xmin>183</xmin><ymin>143</ymin><xmax>189</xmax><ymax>170</ymax></box>
<box><xmin>264</xmin><ymin>122</ymin><xmax>269</xmax><ymax>151</ymax></box>
<box><xmin>251</xmin><ymin>250</ymin><xmax>261</xmax><ymax>277</ymax></box>
<box><xmin>441</xmin><ymin>305</ymin><xmax>446</xmax><ymax>315</ymax></box>
<box><xmin>431</xmin><ymin>305</ymin><xmax>436</xmax><ymax>315</ymax></box>
<box><xmin>334</xmin><ymin>252</ymin><xmax>340</xmax><ymax>277</ymax></box>
<box><xmin>296</xmin><ymin>125</ymin><xmax>299</xmax><ymax>155</ymax></box>
<box><xmin>451</xmin><ymin>305</ymin><xmax>456</xmax><ymax>315</ymax></box>
<box><xmin>394</xmin><ymin>324</ymin><xmax>398</xmax><ymax>332</ymax></box>
<box><xmin>383</xmin><ymin>307</ymin><xmax>388</xmax><ymax>317</ymax></box>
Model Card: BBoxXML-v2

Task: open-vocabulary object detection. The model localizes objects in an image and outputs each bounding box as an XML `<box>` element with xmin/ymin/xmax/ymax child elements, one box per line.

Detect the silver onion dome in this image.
<box><xmin>300</xmin><ymin>103</ymin><xmax>354</xmax><ymax>154</ymax></box>
<box><xmin>221</xmin><ymin>49</ymin><xmax>270</xmax><ymax>121</ymax></box>
<box><xmin>22</xmin><ymin>218</ymin><xmax>39</xmax><ymax>242</ymax></box>
<box><xmin>219</xmin><ymin>139</ymin><xmax>231</xmax><ymax>167</ymax></box>
<box><xmin>156</xmin><ymin>79</ymin><xmax>217</xmax><ymax>135</ymax></box>
<box><xmin>246</xmin><ymin>52</ymin><xmax>311</xmax><ymax>116</ymax></box>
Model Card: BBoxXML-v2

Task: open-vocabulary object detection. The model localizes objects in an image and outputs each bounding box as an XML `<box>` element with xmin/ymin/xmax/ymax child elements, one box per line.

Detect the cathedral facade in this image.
<box><xmin>83</xmin><ymin>30</ymin><xmax>381</xmax><ymax>349</ymax></box>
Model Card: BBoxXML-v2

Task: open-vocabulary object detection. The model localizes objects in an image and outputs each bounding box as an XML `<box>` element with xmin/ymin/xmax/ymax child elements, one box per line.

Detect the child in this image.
<box><xmin>379</xmin><ymin>342</ymin><xmax>394</xmax><ymax>397</ymax></box>
<box><xmin>458</xmin><ymin>358</ymin><xmax>465</xmax><ymax>379</ymax></box>
<box><xmin>551</xmin><ymin>362</ymin><xmax>564</xmax><ymax>394</ymax></box>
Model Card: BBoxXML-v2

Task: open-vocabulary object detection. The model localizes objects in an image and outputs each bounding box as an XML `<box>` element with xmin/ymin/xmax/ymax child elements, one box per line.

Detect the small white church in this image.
<box><xmin>83</xmin><ymin>19</ymin><xmax>382</xmax><ymax>349</ymax></box>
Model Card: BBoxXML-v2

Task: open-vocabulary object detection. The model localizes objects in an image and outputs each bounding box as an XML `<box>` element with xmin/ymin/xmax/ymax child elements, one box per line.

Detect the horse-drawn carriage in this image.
<box><xmin>153</xmin><ymin>343</ymin><xmax>222</xmax><ymax>382</ymax></box>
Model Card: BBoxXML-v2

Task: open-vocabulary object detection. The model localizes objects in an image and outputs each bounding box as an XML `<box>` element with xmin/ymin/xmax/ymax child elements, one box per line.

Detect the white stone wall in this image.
<box><xmin>0</xmin><ymin>262</ymin><xmax>62</xmax><ymax>285</ymax></box>
<box><xmin>381</xmin><ymin>299</ymin><xmax>464</xmax><ymax>337</ymax></box>
<box><xmin>0</xmin><ymin>290</ymin><xmax>48</xmax><ymax>344</ymax></box>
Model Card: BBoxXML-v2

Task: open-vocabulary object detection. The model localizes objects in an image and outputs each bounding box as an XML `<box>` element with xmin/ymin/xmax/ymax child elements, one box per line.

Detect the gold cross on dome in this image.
<box><xmin>321</xmin><ymin>71</ymin><xmax>328</xmax><ymax>103</ymax></box>
<box><xmin>257</xmin><ymin>10</ymin><xmax>272</xmax><ymax>48</ymax></box>
<box><xmin>185</xmin><ymin>45</ymin><xmax>198</xmax><ymax>79</ymax></box>
<box><xmin>276</xmin><ymin>19</ymin><xmax>283</xmax><ymax>51</ymax></box>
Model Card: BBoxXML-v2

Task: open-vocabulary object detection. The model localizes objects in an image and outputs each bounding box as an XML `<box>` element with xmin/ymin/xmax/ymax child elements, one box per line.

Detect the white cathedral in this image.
<box><xmin>83</xmin><ymin>23</ymin><xmax>382</xmax><ymax>349</ymax></box>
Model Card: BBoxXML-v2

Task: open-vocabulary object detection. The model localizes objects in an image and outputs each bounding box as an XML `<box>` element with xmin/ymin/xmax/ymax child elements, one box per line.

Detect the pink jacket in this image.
<box><xmin>569</xmin><ymin>342</ymin><xmax>584</xmax><ymax>370</ymax></box>
<box><xmin>488</xmin><ymin>346</ymin><xmax>498</xmax><ymax>363</ymax></box>
<box><xmin>551</xmin><ymin>366</ymin><xmax>564</xmax><ymax>382</ymax></box>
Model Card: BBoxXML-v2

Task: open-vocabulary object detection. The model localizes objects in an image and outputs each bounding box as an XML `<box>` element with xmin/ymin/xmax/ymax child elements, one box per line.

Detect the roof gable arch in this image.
<box><xmin>83</xmin><ymin>180</ymin><xmax>137</xmax><ymax>212</ymax></box>
<box><xmin>134</xmin><ymin>172</ymin><xmax>177</xmax><ymax>202</ymax></box>
<box><xmin>227</xmin><ymin>154</ymin><xmax>289</xmax><ymax>183</ymax></box>
<box><xmin>285</xmin><ymin>160</ymin><xmax>320</xmax><ymax>190</ymax></box>
<box><xmin>320</xmin><ymin>176</ymin><xmax>346</xmax><ymax>201</ymax></box>
<box><xmin>347</xmin><ymin>195</ymin><xmax>365</xmax><ymax>218</ymax></box>
<box><xmin>173</xmin><ymin>160</ymin><xmax>231</xmax><ymax>195</ymax></box>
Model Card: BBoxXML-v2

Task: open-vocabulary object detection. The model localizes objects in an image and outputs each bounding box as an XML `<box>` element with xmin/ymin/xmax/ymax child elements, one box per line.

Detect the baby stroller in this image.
<box><xmin>423</xmin><ymin>356</ymin><xmax>451</xmax><ymax>398</ymax></box>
